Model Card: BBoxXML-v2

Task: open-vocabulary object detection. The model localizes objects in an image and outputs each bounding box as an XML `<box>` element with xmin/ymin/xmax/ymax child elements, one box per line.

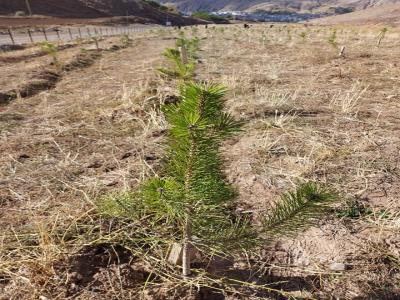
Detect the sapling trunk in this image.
<box><xmin>179</xmin><ymin>45</ymin><xmax>189</xmax><ymax>65</ymax></box>
<box><xmin>182</xmin><ymin>131</ymin><xmax>196</xmax><ymax>277</ymax></box>
<box><xmin>182</xmin><ymin>93</ymin><xmax>205</xmax><ymax>277</ymax></box>
<box><xmin>182</xmin><ymin>209</ymin><xmax>192</xmax><ymax>277</ymax></box>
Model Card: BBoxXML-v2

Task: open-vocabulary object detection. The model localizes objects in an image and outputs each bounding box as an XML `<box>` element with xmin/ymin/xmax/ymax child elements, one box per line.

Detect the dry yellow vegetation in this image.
<box><xmin>1</xmin><ymin>24</ymin><xmax>400</xmax><ymax>299</ymax></box>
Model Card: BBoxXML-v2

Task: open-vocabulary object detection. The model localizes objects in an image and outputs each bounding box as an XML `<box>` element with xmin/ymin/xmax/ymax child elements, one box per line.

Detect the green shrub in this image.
<box><xmin>192</xmin><ymin>12</ymin><xmax>228</xmax><ymax>23</ymax></box>
<box><xmin>144</xmin><ymin>0</ymin><xmax>168</xmax><ymax>11</ymax></box>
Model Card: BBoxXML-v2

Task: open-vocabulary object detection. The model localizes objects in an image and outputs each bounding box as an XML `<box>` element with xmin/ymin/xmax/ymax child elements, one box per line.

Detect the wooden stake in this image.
<box><xmin>55</xmin><ymin>29</ymin><xmax>61</xmax><ymax>40</ymax></box>
<box><xmin>339</xmin><ymin>46</ymin><xmax>346</xmax><ymax>58</ymax></box>
<box><xmin>7</xmin><ymin>28</ymin><xmax>15</xmax><ymax>45</ymax></box>
<box><xmin>167</xmin><ymin>243</ymin><xmax>183</xmax><ymax>265</ymax></box>
<box><xmin>94</xmin><ymin>38</ymin><xmax>99</xmax><ymax>51</ymax></box>
<box><xmin>42</xmin><ymin>28</ymin><xmax>48</xmax><ymax>41</ymax></box>
<box><xmin>377</xmin><ymin>33</ymin><xmax>384</xmax><ymax>47</ymax></box>
<box><xmin>68</xmin><ymin>28</ymin><xmax>73</xmax><ymax>40</ymax></box>
<box><xmin>78</xmin><ymin>28</ymin><xmax>82</xmax><ymax>39</ymax></box>
<box><xmin>27</xmin><ymin>29</ymin><xmax>34</xmax><ymax>43</ymax></box>
<box><xmin>179</xmin><ymin>46</ymin><xmax>189</xmax><ymax>65</ymax></box>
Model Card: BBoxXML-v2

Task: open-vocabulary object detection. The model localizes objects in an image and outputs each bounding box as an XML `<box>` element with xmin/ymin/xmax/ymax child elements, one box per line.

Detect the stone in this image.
<box><xmin>329</xmin><ymin>262</ymin><xmax>347</xmax><ymax>271</ymax></box>
<box><xmin>167</xmin><ymin>243</ymin><xmax>183</xmax><ymax>265</ymax></box>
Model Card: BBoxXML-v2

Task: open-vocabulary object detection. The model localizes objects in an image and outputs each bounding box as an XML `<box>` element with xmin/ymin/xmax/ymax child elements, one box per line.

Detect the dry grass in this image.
<box><xmin>1</xmin><ymin>24</ymin><xmax>400</xmax><ymax>299</ymax></box>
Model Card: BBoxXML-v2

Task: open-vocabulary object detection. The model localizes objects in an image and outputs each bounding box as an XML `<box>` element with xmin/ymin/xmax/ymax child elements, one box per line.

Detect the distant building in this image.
<box><xmin>211</xmin><ymin>10</ymin><xmax>327</xmax><ymax>23</ymax></box>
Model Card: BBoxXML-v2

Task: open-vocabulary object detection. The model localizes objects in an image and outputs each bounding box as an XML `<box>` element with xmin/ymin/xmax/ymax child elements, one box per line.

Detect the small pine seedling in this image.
<box><xmin>158</xmin><ymin>48</ymin><xmax>196</xmax><ymax>81</ymax></box>
<box><xmin>120</xmin><ymin>34</ymin><xmax>132</xmax><ymax>47</ymax></box>
<box><xmin>99</xmin><ymin>83</ymin><xmax>256</xmax><ymax>278</ymax></box>
<box><xmin>377</xmin><ymin>27</ymin><xmax>388</xmax><ymax>47</ymax></box>
<box><xmin>328</xmin><ymin>29</ymin><xmax>338</xmax><ymax>49</ymax></box>
<box><xmin>158</xmin><ymin>35</ymin><xmax>200</xmax><ymax>81</ymax></box>
<box><xmin>299</xmin><ymin>32</ymin><xmax>307</xmax><ymax>42</ymax></box>
<box><xmin>176</xmin><ymin>34</ymin><xmax>200</xmax><ymax>59</ymax></box>
<box><xmin>40</xmin><ymin>41</ymin><xmax>60</xmax><ymax>67</ymax></box>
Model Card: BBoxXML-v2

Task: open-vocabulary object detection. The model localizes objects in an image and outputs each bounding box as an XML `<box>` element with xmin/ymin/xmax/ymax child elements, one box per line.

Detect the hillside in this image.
<box><xmin>310</xmin><ymin>3</ymin><xmax>400</xmax><ymax>25</ymax></box>
<box><xmin>0</xmin><ymin>0</ymin><xmax>202</xmax><ymax>25</ymax></box>
<box><xmin>159</xmin><ymin>0</ymin><xmax>400</xmax><ymax>13</ymax></box>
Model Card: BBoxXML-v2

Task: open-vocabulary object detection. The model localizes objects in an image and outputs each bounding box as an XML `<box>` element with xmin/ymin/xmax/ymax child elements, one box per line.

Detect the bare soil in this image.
<box><xmin>1</xmin><ymin>24</ymin><xmax>400</xmax><ymax>299</ymax></box>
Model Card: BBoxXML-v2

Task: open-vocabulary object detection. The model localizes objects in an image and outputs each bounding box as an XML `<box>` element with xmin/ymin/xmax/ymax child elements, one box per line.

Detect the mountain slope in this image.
<box><xmin>310</xmin><ymin>3</ymin><xmax>400</xmax><ymax>25</ymax></box>
<box><xmin>0</xmin><ymin>0</ymin><xmax>202</xmax><ymax>25</ymax></box>
<box><xmin>0</xmin><ymin>0</ymin><xmax>104</xmax><ymax>17</ymax></box>
<box><xmin>159</xmin><ymin>0</ymin><xmax>400</xmax><ymax>13</ymax></box>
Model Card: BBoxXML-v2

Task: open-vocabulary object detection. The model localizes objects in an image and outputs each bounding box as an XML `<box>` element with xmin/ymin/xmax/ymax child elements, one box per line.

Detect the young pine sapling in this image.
<box><xmin>158</xmin><ymin>36</ymin><xmax>199</xmax><ymax>81</ymax></box>
<box><xmin>377</xmin><ymin>27</ymin><xmax>388</xmax><ymax>47</ymax></box>
<box><xmin>100</xmin><ymin>83</ymin><xmax>256</xmax><ymax>278</ymax></box>
<box><xmin>40</xmin><ymin>41</ymin><xmax>59</xmax><ymax>67</ymax></box>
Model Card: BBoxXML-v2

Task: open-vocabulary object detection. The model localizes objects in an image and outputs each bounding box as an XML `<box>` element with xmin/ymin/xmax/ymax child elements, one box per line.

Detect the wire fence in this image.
<box><xmin>0</xmin><ymin>25</ymin><xmax>157</xmax><ymax>46</ymax></box>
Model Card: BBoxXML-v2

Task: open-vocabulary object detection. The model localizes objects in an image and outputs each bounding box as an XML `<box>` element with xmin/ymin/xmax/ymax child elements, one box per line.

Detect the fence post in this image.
<box><xmin>42</xmin><ymin>28</ymin><xmax>48</xmax><ymax>41</ymax></box>
<box><xmin>87</xmin><ymin>28</ymin><xmax>91</xmax><ymax>37</ymax></box>
<box><xmin>27</xmin><ymin>29</ymin><xmax>34</xmax><ymax>43</ymax></box>
<box><xmin>78</xmin><ymin>27</ymin><xmax>82</xmax><ymax>39</ymax></box>
<box><xmin>55</xmin><ymin>29</ymin><xmax>61</xmax><ymax>40</ymax></box>
<box><xmin>68</xmin><ymin>28</ymin><xmax>73</xmax><ymax>40</ymax></box>
<box><xmin>92</xmin><ymin>37</ymin><xmax>99</xmax><ymax>51</ymax></box>
<box><xmin>7</xmin><ymin>28</ymin><xmax>15</xmax><ymax>45</ymax></box>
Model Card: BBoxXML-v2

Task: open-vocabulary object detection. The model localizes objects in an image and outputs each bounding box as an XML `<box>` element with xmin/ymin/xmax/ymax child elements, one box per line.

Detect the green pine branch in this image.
<box><xmin>263</xmin><ymin>182</ymin><xmax>338</xmax><ymax>238</ymax></box>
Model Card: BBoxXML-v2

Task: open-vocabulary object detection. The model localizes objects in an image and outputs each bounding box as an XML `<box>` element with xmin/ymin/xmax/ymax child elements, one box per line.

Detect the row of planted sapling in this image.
<box><xmin>98</xmin><ymin>31</ymin><xmax>339</xmax><ymax>296</ymax></box>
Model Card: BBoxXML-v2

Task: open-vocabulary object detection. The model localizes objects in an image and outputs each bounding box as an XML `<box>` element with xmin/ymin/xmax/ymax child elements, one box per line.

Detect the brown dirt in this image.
<box><xmin>0</xmin><ymin>40</ymin><xmax>118</xmax><ymax>104</ymax></box>
<box><xmin>1</xmin><ymin>24</ymin><xmax>400</xmax><ymax>299</ymax></box>
<box><xmin>0</xmin><ymin>44</ymin><xmax>75</xmax><ymax>63</ymax></box>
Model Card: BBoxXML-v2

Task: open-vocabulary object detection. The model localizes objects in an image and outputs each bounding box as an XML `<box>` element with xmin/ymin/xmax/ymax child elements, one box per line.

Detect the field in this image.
<box><xmin>1</xmin><ymin>23</ymin><xmax>400</xmax><ymax>299</ymax></box>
